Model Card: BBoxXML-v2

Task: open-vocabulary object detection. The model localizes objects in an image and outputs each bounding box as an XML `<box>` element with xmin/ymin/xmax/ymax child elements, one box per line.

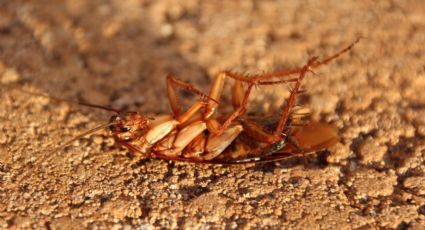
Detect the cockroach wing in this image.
<box><xmin>285</xmin><ymin>122</ymin><xmax>339</xmax><ymax>154</ymax></box>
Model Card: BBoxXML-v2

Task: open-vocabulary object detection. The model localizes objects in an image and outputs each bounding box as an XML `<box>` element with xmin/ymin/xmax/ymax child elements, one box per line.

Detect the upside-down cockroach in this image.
<box><xmin>21</xmin><ymin>39</ymin><xmax>359</xmax><ymax>164</ymax></box>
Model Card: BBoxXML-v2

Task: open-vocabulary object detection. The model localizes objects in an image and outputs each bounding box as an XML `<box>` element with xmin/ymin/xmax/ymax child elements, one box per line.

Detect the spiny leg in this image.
<box><xmin>222</xmin><ymin>38</ymin><xmax>360</xmax><ymax>83</ymax></box>
<box><xmin>207</xmin><ymin>39</ymin><xmax>351</xmax><ymax>152</ymax></box>
<box><xmin>232</xmin><ymin>39</ymin><xmax>360</xmax><ymax>147</ymax></box>
<box><xmin>272</xmin><ymin>57</ymin><xmax>317</xmax><ymax>142</ymax></box>
<box><xmin>159</xmin><ymin>73</ymin><xmax>231</xmax><ymax>158</ymax></box>
<box><xmin>156</xmin><ymin>73</ymin><xmax>234</xmax><ymax>158</ymax></box>
<box><xmin>192</xmin><ymin>38</ymin><xmax>358</xmax><ymax>137</ymax></box>
<box><xmin>207</xmin><ymin>40</ymin><xmax>351</xmax><ymax>135</ymax></box>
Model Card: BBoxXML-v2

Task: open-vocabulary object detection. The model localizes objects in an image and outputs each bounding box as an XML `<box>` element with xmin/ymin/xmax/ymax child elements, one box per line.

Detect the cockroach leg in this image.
<box><xmin>222</xmin><ymin>69</ymin><xmax>300</xmax><ymax>84</ymax></box>
<box><xmin>166</xmin><ymin>73</ymin><xmax>221</xmax><ymax>124</ymax></box>
<box><xmin>203</xmin><ymin>66</ymin><xmax>295</xmax><ymax>137</ymax></box>
<box><xmin>201</xmin><ymin>38</ymin><xmax>359</xmax><ymax>137</ymax></box>
<box><xmin>229</xmin><ymin>57</ymin><xmax>318</xmax><ymax>161</ymax></box>
<box><xmin>256</xmin><ymin>78</ymin><xmax>299</xmax><ymax>86</ymax></box>
<box><xmin>231</xmin><ymin>80</ymin><xmax>245</xmax><ymax>109</ymax></box>
<box><xmin>166</xmin><ymin>74</ymin><xmax>215</xmax><ymax>117</ymax></box>
<box><xmin>309</xmin><ymin>37</ymin><xmax>361</xmax><ymax>68</ymax></box>
<box><xmin>207</xmin><ymin>83</ymin><xmax>254</xmax><ymax>136</ymax></box>
<box><xmin>175</xmin><ymin>101</ymin><xmax>204</xmax><ymax>124</ymax></box>
<box><xmin>198</xmin><ymin>71</ymin><xmax>254</xmax><ymax>136</ymax></box>
<box><xmin>203</xmin><ymin>72</ymin><xmax>226</xmax><ymax>118</ymax></box>
<box><xmin>222</xmin><ymin>38</ymin><xmax>360</xmax><ymax>83</ymax></box>
<box><xmin>272</xmin><ymin>57</ymin><xmax>318</xmax><ymax>141</ymax></box>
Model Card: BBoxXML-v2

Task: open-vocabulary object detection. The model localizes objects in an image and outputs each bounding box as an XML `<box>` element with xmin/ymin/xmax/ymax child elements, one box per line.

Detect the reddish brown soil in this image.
<box><xmin>1</xmin><ymin>1</ymin><xmax>424</xmax><ymax>229</ymax></box>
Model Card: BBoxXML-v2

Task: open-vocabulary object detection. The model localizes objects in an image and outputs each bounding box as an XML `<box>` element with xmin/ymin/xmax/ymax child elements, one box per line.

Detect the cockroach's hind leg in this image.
<box><xmin>311</xmin><ymin>37</ymin><xmax>361</xmax><ymax>68</ymax></box>
<box><xmin>223</xmin><ymin>38</ymin><xmax>360</xmax><ymax>84</ymax></box>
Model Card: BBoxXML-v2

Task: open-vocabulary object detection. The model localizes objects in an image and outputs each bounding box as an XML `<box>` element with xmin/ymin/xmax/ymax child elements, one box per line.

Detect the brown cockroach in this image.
<box><xmin>26</xmin><ymin>39</ymin><xmax>359</xmax><ymax>164</ymax></box>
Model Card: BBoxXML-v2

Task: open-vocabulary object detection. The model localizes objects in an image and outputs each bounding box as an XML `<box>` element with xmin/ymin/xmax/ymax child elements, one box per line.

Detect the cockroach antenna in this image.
<box><xmin>20</xmin><ymin>88</ymin><xmax>121</xmax><ymax>113</ymax></box>
<box><xmin>47</xmin><ymin>121</ymin><xmax>116</xmax><ymax>156</ymax></box>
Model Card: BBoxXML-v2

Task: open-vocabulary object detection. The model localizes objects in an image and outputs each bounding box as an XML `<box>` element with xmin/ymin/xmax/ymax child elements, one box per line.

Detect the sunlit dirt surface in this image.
<box><xmin>1</xmin><ymin>1</ymin><xmax>424</xmax><ymax>229</ymax></box>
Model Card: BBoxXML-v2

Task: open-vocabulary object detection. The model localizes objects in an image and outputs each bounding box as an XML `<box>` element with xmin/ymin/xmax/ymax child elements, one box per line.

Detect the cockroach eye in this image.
<box><xmin>123</xmin><ymin>136</ymin><xmax>132</xmax><ymax>142</ymax></box>
<box><xmin>121</xmin><ymin>126</ymin><xmax>131</xmax><ymax>132</ymax></box>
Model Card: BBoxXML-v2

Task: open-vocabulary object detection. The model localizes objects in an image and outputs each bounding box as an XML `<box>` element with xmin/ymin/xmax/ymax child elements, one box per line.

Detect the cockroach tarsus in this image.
<box><xmin>29</xmin><ymin>39</ymin><xmax>359</xmax><ymax>164</ymax></box>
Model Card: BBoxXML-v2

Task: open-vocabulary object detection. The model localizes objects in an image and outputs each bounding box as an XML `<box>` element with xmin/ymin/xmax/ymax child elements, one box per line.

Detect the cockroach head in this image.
<box><xmin>109</xmin><ymin>112</ymin><xmax>151</xmax><ymax>142</ymax></box>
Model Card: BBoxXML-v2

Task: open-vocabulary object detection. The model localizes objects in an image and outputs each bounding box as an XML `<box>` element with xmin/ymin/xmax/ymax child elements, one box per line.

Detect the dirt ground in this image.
<box><xmin>1</xmin><ymin>0</ymin><xmax>424</xmax><ymax>229</ymax></box>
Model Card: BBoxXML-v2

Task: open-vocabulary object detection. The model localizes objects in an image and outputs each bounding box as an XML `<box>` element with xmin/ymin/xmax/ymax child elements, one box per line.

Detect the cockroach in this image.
<box><xmin>22</xmin><ymin>39</ymin><xmax>359</xmax><ymax>164</ymax></box>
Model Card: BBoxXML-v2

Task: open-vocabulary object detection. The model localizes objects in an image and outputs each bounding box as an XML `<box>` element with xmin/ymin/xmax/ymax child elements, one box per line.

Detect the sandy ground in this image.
<box><xmin>1</xmin><ymin>0</ymin><xmax>425</xmax><ymax>229</ymax></box>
